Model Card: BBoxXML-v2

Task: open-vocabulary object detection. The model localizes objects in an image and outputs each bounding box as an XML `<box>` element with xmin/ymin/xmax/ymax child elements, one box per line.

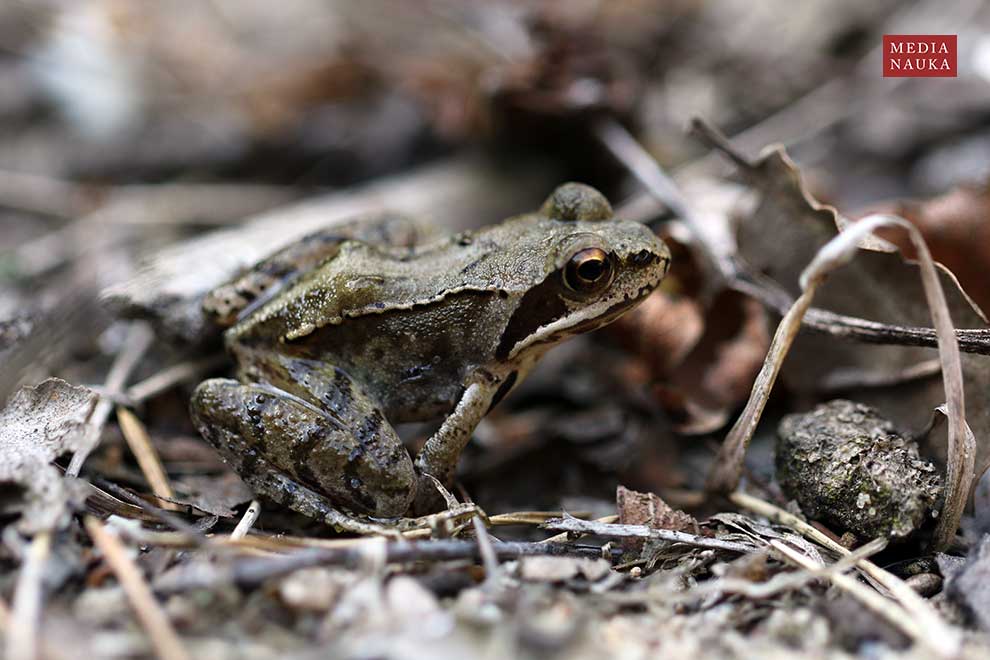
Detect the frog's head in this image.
<box><xmin>495</xmin><ymin>183</ymin><xmax>670</xmax><ymax>361</ymax></box>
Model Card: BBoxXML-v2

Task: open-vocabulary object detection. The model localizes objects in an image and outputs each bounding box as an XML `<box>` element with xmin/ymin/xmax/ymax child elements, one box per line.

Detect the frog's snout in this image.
<box><xmin>619</xmin><ymin>231</ymin><xmax>670</xmax><ymax>294</ymax></box>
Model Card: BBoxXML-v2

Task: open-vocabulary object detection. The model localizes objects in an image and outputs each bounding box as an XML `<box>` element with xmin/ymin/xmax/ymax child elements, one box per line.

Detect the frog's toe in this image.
<box><xmin>190</xmin><ymin>378</ymin><xmax>416</xmax><ymax>519</ymax></box>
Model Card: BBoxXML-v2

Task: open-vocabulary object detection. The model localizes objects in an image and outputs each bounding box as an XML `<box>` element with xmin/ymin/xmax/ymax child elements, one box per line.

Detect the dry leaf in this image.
<box><xmin>616</xmin><ymin>485</ymin><xmax>699</xmax><ymax>553</ymax></box>
<box><xmin>169</xmin><ymin>473</ymin><xmax>253</xmax><ymax>519</ymax></box>
<box><xmin>616</xmin><ymin>485</ymin><xmax>698</xmax><ymax>533</ymax></box>
<box><xmin>0</xmin><ymin>378</ymin><xmax>97</xmax><ymax>533</ymax></box>
<box><xmin>862</xmin><ymin>182</ymin><xmax>990</xmax><ymax>318</ymax></box>
<box><xmin>611</xmin><ymin>236</ymin><xmax>768</xmax><ymax>434</ymax></box>
<box><xmin>731</xmin><ymin>147</ymin><xmax>987</xmax><ymax>395</ymax></box>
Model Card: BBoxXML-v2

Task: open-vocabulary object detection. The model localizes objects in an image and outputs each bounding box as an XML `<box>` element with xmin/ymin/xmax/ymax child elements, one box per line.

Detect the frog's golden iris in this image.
<box><xmin>563</xmin><ymin>246</ymin><xmax>614</xmax><ymax>296</ymax></box>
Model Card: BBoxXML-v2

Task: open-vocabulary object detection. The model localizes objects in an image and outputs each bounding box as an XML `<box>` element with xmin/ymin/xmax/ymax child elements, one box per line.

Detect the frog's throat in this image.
<box><xmin>505</xmin><ymin>283</ymin><xmax>656</xmax><ymax>360</ymax></box>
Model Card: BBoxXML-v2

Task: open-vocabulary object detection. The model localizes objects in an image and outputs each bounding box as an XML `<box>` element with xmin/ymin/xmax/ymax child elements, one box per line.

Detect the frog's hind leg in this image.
<box><xmin>190</xmin><ymin>377</ymin><xmax>417</xmax><ymax>524</ymax></box>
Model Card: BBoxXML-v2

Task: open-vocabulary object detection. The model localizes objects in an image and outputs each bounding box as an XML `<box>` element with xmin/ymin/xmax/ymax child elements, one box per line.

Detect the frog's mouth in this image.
<box><xmin>507</xmin><ymin>280</ymin><xmax>659</xmax><ymax>360</ymax></box>
<box><xmin>559</xmin><ymin>282</ymin><xmax>658</xmax><ymax>335</ymax></box>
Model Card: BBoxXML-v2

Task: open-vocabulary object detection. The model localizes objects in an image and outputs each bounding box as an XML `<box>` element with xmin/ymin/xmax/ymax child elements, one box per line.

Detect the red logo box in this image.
<box><xmin>883</xmin><ymin>35</ymin><xmax>957</xmax><ymax>77</ymax></box>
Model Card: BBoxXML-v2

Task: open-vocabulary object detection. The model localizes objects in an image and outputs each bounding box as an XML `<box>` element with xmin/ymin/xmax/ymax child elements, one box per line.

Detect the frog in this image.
<box><xmin>189</xmin><ymin>182</ymin><xmax>670</xmax><ymax>534</ymax></box>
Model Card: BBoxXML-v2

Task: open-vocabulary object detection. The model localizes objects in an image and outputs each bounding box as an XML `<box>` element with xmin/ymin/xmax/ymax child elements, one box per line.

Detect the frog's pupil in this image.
<box><xmin>578</xmin><ymin>259</ymin><xmax>604</xmax><ymax>281</ymax></box>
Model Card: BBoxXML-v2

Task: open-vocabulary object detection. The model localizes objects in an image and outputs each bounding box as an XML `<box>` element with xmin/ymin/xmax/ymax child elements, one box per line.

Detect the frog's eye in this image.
<box><xmin>563</xmin><ymin>247</ymin><xmax>614</xmax><ymax>295</ymax></box>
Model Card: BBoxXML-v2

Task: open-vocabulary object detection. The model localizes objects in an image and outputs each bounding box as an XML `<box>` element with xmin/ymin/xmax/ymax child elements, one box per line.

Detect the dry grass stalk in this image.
<box><xmin>734</xmin><ymin>492</ymin><xmax>962</xmax><ymax>656</ymax></box>
<box><xmin>116</xmin><ymin>406</ymin><xmax>181</xmax><ymax>512</ymax></box>
<box><xmin>84</xmin><ymin>517</ymin><xmax>191</xmax><ymax>660</ymax></box>
<box><xmin>7</xmin><ymin>532</ymin><xmax>51</xmax><ymax>660</ymax></box>
<box><xmin>230</xmin><ymin>500</ymin><xmax>262</xmax><ymax>540</ymax></box>
<box><xmin>67</xmin><ymin>323</ymin><xmax>153</xmax><ymax>476</ymax></box>
<box><xmin>772</xmin><ymin>540</ymin><xmax>957</xmax><ymax>658</ymax></box>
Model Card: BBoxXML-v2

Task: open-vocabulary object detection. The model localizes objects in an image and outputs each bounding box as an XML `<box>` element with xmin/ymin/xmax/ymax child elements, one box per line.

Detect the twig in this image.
<box><xmin>705</xmin><ymin>282</ymin><xmax>816</xmax><ymax>493</ymax></box>
<box><xmin>230</xmin><ymin>501</ymin><xmax>261</xmax><ymax>540</ymax></box>
<box><xmin>0</xmin><ymin>169</ymin><xmax>86</xmax><ymax>218</ymax></box>
<box><xmin>116</xmin><ymin>407</ymin><xmax>181</xmax><ymax>512</ymax></box>
<box><xmin>730</xmin><ymin>492</ymin><xmax>848</xmax><ymax>556</ymax></box>
<box><xmin>540</xmin><ymin>515</ymin><xmax>617</xmax><ymax>545</ymax></box>
<box><xmin>488</xmin><ymin>511</ymin><xmax>590</xmax><ymax>526</ymax></box>
<box><xmin>67</xmin><ymin>323</ymin><xmax>153</xmax><ymax>476</ymax></box>
<box><xmin>653</xmin><ymin>537</ymin><xmax>887</xmax><ymax>605</ymax></box>
<box><xmin>732</xmin><ymin>491</ymin><xmax>962</xmax><ymax>653</ymax></box>
<box><xmin>472</xmin><ymin>515</ymin><xmax>499</xmax><ymax>584</ymax></box>
<box><xmin>125</xmin><ymin>355</ymin><xmax>226</xmax><ymax>404</ymax></box>
<box><xmin>540</xmin><ymin>517</ymin><xmax>751</xmax><ymax>554</ymax></box>
<box><xmin>155</xmin><ymin>539</ymin><xmax>606</xmax><ymax>593</ymax></box>
<box><xmin>771</xmin><ymin>540</ymin><xmax>958</xmax><ymax>658</ymax></box>
<box><xmin>736</xmin><ymin>277</ymin><xmax>990</xmax><ymax>356</ymax></box>
<box><xmin>7</xmin><ymin>532</ymin><xmax>51</xmax><ymax>660</ymax></box>
<box><xmin>84</xmin><ymin>517</ymin><xmax>191</xmax><ymax>660</ymax></box>
<box><xmin>94</xmin><ymin>480</ymin><xmax>207</xmax><ymax>545</ymax></box>
<box><xmin>594</xmin><ymin>117</ymin><xmax>733</xmax><ymax>294</ymax></box>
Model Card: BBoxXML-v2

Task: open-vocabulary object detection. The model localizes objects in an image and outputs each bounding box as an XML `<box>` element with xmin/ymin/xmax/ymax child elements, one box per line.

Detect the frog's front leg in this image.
<box><xmin>190</xmin><ymin>367</ymin><xmax>418</xmax><ymax>532</ymax></box>
<box><xmin>412</xmin><ymin>372</ymin><xmax>501</xmax><ymax>514</ymax></box>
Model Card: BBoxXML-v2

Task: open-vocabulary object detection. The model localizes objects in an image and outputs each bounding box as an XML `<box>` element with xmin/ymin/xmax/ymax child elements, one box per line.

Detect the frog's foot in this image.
<box><xmin>388</xmin><ymin>476</ymin><xmax>487</xmax><ymax>536</ymax></box>
<box><xmin>400</xmin><ymin>502</ymin><xmax>484</xmax><ymax>536</ymax></box>
<box><xmin>259</xmin><ymin>470</ymin><xmax>403</xmax><ymax>538</ymax></box>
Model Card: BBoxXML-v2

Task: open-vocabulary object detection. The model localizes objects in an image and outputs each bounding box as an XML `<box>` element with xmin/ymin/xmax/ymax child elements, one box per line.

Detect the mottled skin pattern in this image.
<box><xmin>191</xmin><ymin>183</ymin><xmax>670</xmax><ymax>531</ymax></box>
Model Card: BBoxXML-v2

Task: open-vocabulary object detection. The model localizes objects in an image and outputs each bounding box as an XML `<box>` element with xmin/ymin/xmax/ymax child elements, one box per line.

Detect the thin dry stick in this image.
<box><xmin>705</xmin><ymin>286</ymin><xmax>816</xmax><ymax>493</ymax></box>
<box><xmin>84</xmin><ymin>517</ymin><xmax>191</xmax><ymax>660</ymax></box>
<box><xmin>0</xmin><ymin>169</ymin><xmax>85</xmax><ymax>218</ymax></box>
<box><xmin>732</xmin><ymin>491</ymin><xmax>962</xmax><ymax>649</ymax></box>
<box><xmin>116</xmin><ymin>407</ymin><xmax>181</xmax><ymax>512</ymax></box>
<box><xmin>541</xmin><ymin>516</ymin><xmax>751</xmax><ymax>554</ymax></box>
<box><xmin>473</xmin><ymin>515</ymin><xmax>499</xmax><ymax>582</ymax></box>
<box><xmin>154</xmin><ymin>539</ymin><xmax>604</xmax><ymax>593</ymax></box>
<box><xmin>94</xmin><ymin>479</ymin><xmax>207</xmax><ymax>543</ymax></box>
<box><xmin>0</xmin><ymin>595</ymin><xmax>69</xmax><ymax>660</ymax></box>
<box><xmin>230</xmin><ymin>501</ymin><xmax>262</xmax><ymax>540</ymax></box>
<box><xmin>125</xmin><ymin>355</ymin><xmax>226</xmax><ymax>404</ymax></box>
<box><xmin>745</xmin><ymin>284</ymin><xmax>990</xmax><ymax>357</ymax></box>
<box><xmin>706</xmin><ymin>215</ymin><xmax>972</xmax><ymax>552</ymax></box>
<box><xmin>540</xmin><ymin>515</ymin><xmax>617</xmax><ymax>545</ymax></box>
<box><xmin>771</xmin><ymin>540</ymin><xmax>958</xmax><ymax>658</ymax></box>
<box><xmin>67</xmin><ymin>323</ymin><xmax>153</xmax><ymax>476</ymax></box>
<box><xmin>7</xmin><ymin>532</ymin><xmax>51</xmax><ymax>660</ymax></box>
<box><xmin>594</xmin><ymin>117</ymin><xmax>733</xmax><ymax>292</ymax></box>
<box><xmin>489</xmin><ymin>511</ymin><xmax>589</xmax><ymax>526</ymax></box>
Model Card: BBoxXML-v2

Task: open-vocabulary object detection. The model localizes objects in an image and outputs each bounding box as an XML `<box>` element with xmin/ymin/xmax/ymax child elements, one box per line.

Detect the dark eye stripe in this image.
<box><xmin>495</xmin><ymin>271</ymin><xmax>569</xmax><ymax>360</ymax></box>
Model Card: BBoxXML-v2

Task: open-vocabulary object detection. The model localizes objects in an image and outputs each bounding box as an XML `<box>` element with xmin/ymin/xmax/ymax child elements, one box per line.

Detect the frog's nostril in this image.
<box><xmin>631</xmin><ymin>249</ymin><xmax>653</xmax><ymax>266</ymax></box>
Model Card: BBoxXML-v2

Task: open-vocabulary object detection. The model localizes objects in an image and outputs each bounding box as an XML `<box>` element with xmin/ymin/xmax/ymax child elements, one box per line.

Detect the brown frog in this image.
<box><xmin>190</xmin><ymin>183</ymin><xmax>670</xmax><ymax>532</ymax></box>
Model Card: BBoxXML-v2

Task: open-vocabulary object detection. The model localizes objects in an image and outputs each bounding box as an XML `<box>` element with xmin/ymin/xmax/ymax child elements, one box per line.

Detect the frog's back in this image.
<box><xmin>228</xmin><ymin>235</ymin><xmax>521</xmax><ymax>421</ymax></box>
